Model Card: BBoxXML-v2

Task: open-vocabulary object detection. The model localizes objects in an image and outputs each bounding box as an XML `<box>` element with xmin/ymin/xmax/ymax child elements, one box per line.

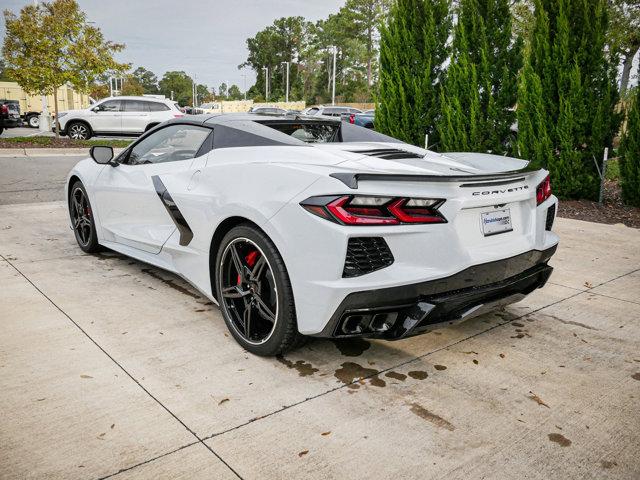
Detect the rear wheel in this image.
<box><xmin>215</xmin><ymin>225</ymin><xmax>304</xmax><ymax>356</ymax></box>
<box><xmin>67</xmin><ymin>121</ymin><xmax>91</xmax><ymax>140</ymax></box>
<box><xmin>27</xmin><ymin>114</ymin><xmax>39</xmax><ymax>128</ymax></box>
<box><xmin>68</xmin><ymin>181</ymin><xmax>100</xmax><ymax>253</ymax></box>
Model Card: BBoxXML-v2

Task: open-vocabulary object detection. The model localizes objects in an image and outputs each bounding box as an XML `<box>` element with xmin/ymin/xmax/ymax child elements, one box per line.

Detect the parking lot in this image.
<box><xmin>1</xmin><ymin>158</ymin><xmax>639</xmax><ymax>479</ymax></box>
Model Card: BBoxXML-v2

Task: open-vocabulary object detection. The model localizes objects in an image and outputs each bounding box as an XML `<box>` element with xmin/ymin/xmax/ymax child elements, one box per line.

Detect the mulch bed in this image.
<box><xmin>557</xmin><ymin>180</ymin><xmax>640</xmax><ymax>229</ymax></box>
<box><xmin>0</xmin><ymin>138</ymin><xmax>131</xmax><ymax>149</ymax></box>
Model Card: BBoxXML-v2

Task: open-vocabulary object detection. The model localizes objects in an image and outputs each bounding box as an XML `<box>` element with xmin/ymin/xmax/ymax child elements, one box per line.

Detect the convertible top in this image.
<box><xmin>158</xmin><ymin>112</ymin><xmax>402</xmax><ymax>149</ymax></box>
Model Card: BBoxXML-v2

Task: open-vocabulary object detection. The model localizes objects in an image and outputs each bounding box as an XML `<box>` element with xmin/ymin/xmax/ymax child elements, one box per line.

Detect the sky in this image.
<box><xmin>1</xmin><ymin>0</ymin><xmax>346</xmax><ymax>91</ymax></box>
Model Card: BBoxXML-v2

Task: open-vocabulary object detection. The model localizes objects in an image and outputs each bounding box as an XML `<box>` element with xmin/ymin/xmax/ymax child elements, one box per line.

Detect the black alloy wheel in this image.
<box><xmin>69</xmin><ymin>181</ymin><xmax>100</xmax><ymax>253</ymax></box>
<box><xmin>216</xmin><ymin>225</ymin><xmax>304</xmax><ymax>356</ymax></box>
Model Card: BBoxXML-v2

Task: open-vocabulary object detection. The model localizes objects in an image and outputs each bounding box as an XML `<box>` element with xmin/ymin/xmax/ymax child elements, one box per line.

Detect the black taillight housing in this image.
<box><xmin>536</xmin><ymin>175</ymin><xmax>552</xmax><ymax>205</ymax></box>
<box><xmin>301</xmin><ymin>195</ymin><xmax>446</xmax><ymax>225</ymax></box>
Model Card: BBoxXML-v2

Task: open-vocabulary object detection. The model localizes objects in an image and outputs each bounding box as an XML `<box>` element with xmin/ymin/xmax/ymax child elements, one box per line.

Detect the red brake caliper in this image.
<box><xmin>237</xmin><ymin>250</ymin><xmax>259</xmax><ymax>285</ymax></box>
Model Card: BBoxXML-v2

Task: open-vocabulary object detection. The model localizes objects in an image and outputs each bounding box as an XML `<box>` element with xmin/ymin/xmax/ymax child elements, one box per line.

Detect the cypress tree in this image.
<box><xmin>517</xmin><ymin>0</ymin><xmax>620</xmax><ymax>200</ymax></box>
<box><xmin>619</xmin><ymin>84</ymin><xmax>640</xmax><ymax>207</ymax></box>
<box><xmin>438</xmin><ymin>0</ymin><xmax>522</xmax><ymax>154</ymax></box>
<box><xmin>377</xmin><ymin>0</ymin><xmax>451</xmax><ymax>147</ymax></box>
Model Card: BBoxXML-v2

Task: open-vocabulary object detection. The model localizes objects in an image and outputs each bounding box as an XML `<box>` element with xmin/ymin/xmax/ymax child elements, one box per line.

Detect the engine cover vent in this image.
<box><xmin>343</xmin><ymin>237</ymin><xmax>394</xmax><ymax>278</ymax></box>
<box><xmin>349</xmin><ymin>148</ymin><xmax>424</xmax><ymax>160</ymax></box>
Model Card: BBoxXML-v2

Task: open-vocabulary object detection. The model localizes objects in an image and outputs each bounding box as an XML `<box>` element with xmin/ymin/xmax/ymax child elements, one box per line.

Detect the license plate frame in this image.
<box><xmin>481</xmin><ymin>208</ymin><xmax>513</xmax><ymax>237</ymax></box>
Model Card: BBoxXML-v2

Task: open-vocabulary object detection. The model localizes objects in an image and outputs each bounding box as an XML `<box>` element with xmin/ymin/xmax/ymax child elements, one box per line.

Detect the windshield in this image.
<box><xmin>261</xmin><ymin>122</ymin><xmax>339</xmax><ymax>143</ymax></box>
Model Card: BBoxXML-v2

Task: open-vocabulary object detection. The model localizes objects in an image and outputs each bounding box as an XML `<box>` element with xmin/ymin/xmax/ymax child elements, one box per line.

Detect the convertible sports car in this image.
<box><xmin>66</xmin><ymin>113</ymin><xmax>558</xmax><ymax>356</ymax></box>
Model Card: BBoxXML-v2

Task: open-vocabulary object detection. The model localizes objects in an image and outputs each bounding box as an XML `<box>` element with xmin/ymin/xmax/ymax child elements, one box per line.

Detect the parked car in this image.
<box><xmin>248</xmin><ymin>106</ymin><xmax>287</xmax><ymax>115</ymax></box>
<box><xmin>55</xmin><ymin>96</ymin><xmax>184</xmax><ymax>140</ymax></box>
<box><xmin>66</xmin><ymin>113</ymin><xmax>559</xmax><ymax>356</ymax></box>
<box><xmin>348</xmin><ymin>109</ymin><xmax>375</xmax><ymax>129</ymax></box>
<box><xmin>304</xmin><ymin>105</ymin><xmax>362</xmax><ymax>118</ymax></box>
<box><xmin>0</xmin><ymin>99</ymin><xmax>22</xmax><ymax>135</ymax></box>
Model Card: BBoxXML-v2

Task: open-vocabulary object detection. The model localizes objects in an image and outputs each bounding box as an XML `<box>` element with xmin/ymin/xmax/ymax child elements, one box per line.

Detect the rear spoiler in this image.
<box><xmin>329</xmin><ymin>170</ymin><xmax>539</xmax><ymax>189</ymax></box>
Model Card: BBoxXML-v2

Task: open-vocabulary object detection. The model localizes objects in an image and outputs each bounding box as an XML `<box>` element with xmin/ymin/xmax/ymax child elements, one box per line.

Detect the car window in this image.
<box><xmin>148</xmin><ymin>102</ymin><xmax>170</xmax><ymax>112</ymax></box>
<box><xmin>306</xmin><ymin>107</ymin><xmax>319</xmax><ymax>115</ymax></box>
<box><xmin>349</xmin><ymin>108</ymin><xmax>362</xmax><ymax>114</ymax></box>
<box><xmin>126</xmin><ymin>125</ymin><xmax>211</xmax><ymax>165</ymax></box>
<box><xmin>122</xmin><ymin>100</ymin><xmax>150</xmax><ymax>112</ymax></box>
<box><xmin>261</xmin><ymin>122</ymin><xmax>339</xmax><ymax>143</ymax></box>
<box><xmin>97</xmin><ymin>100</ymin><xmax>121</xmax><ymax>112</ymax></box>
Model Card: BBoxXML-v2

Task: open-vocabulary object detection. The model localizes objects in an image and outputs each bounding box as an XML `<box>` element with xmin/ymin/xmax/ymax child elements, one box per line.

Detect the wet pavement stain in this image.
<box><xmin>334</xmin><ymin>362</ymin><xmax>385</xmax><ymax>388</ymax></box>
<box><xmin>434</xmin><ymin>365</ymin><xmax>447</xmax><ymax>371</ymax></box>
<box><xmin>276</xmin><ymin>356</ymin><xmax>319</xmax><ymax>377</ymax></box>
<box><xmin>631</xmin><ymin>373</ymin><xmax>640</xmax><ymax>381</ymax></box>
<box><xmin>141</xmin><ymin>268</ymin><xmax>201</xmax><ymax>299</ymax></box>
<box><xmin>408</xmin><ymin>371</ymin><xmax>428</xmax><ymax>380</ymax></box>
<box><xmin>331</xmin><ymin>338</ymin><xmax>371</xmax><ymax>357</ymax></box>
<box><xmin>385</xmin><ymin>371</ymin><xmax>407</xmax><ymax>381</ymax></box>
<box><xmin>548</xmin><ymin>433</ymin><xmax>571</xmax><ymax>447</ymax></box>
<box><xmin>409</xmin><ymin>403</ymin><xmax>455</xmax><ymax>431</ymax></box>
<box><xmin>600</xmin><ymin>460</ymin><xmax>617</xmax><ymax>469</ymax></box>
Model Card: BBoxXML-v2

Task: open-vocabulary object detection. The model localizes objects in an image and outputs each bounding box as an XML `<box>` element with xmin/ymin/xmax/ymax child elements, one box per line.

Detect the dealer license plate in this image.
<box><xmin>481</xmin><ymin>209</ymin><xmax>513</xmax><ymax>236</ymax></box>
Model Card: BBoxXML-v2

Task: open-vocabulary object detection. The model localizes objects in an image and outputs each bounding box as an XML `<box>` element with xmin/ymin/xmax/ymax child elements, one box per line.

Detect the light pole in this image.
<box><xmin>331</xmin><ymin>46</ymin><xmax>337</xmax><ymax>106</ymax></box>
<box><xmin>262</xmin><ymin>66</ymin><xmax>269</xmax><ymax>101</ymax></box>
<box><xmin>281</xmin><ymin>61</ymin><xmax>290</xmax><ymax>104</ymax></box>
<box><xmin>192</xmin><ymin>74</ymin><xmax>197</xmax><ymax>108</ymax></box>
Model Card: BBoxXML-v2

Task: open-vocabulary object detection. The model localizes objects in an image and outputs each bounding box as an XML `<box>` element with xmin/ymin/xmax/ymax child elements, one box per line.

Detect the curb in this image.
<box><xmin>0</xmin><ymin>148</ymin><xmax>125</xmax><ymax>157</ymax></box>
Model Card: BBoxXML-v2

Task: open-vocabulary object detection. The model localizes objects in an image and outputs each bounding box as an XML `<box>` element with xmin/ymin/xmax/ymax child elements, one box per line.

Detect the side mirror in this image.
<box><xmin>90</xmin><ymin>146</ymin><xmax>114</xmax><ymax>164</ymax></box>
<box><xmin>91</xmin><ymin>106</ymin><xmax>100</xmax><ymax>112</ymax></box>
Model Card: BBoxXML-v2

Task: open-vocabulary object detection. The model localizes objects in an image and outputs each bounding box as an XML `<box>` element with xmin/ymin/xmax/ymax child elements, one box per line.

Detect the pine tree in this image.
<box><xmin>438</xmin><ymin>0</ymin><xmax>522</xmax><ymax>154</ymax></box>
<box><xmin>619</xmin><ymin>85</ymin><xmax>640</xmax><ymax>206</ymax></box>
<box><xmin>377</xmin><ymin>0</ymin><xmax>451</xmax><ymax>147</ymax></box>
<box><xmin>517</xmin><ymin>0</ymin><xmax>620</xmax><ymax>200</ymax></box>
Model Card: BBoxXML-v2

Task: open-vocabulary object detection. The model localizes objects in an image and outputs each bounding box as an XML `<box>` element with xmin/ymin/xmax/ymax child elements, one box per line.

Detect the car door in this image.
<box><xmin>120</xmin><ymin>100</ymin><xmax>150</xmax><ymax>134</ymax></box>
<box><xmin>92</xmin><ymin>124</ymin><xmax>212</xmax><ymax>254</ymax></box>
<box><xmin>90</xmin><ymin>99</ymin><xmax>123</xmax><ymax>133</ymax></box>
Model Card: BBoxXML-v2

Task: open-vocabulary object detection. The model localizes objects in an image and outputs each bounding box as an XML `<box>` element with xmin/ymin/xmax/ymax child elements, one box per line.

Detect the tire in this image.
<box><xmin>27</xmin><ymin>115</ymin><xmax>39</xmax><ymax>128</ymax></box>
<box><xmin>68</xmin><ymin>181</ymin><xmax>101</xmax><ymax>253</ymax></box>
<box><xmin>215</xmin><ymin>224</ymin><xmax>304</xmax><ymax>356</ymax></box>
<box><xmin>67</xmin><ymin>121</ymin><xmax>92</xmax><ymax>140</ymax></box>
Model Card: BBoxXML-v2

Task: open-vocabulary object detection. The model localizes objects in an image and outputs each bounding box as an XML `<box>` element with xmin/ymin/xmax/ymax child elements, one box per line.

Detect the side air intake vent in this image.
<box><xmin>545</xmin><ymin>204</ymin><xmax>556</xmax><ymax>231</ymax></box>
<box><xmin>343</xmin><ymin>237</ymin><xmax>394</xmax><ymax>278</ymax></box>
<box><xmin>349</xmin><ymin>148</ymin><xmax>423</xmax><ymax>160</ymax></box>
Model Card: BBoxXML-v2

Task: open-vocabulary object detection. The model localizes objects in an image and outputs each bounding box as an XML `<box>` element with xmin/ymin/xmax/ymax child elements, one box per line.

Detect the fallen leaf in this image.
<box><xmin>110</xmin><ymin>424</ymin><xmax>115</xmax><ymax>429</ymax></box>
<box><xmin>472</xmin><ymin>359</ymin><xmax>479</xmax><ymax>365</ymax></box>
<box><xmin>80</xmin><ymin>374</ymin><xmax>93</xmax><ymax>379</ymax></box>
<box><xmin>584</xmin><ymin>281</ymin><xmax>593</xmax><ymax>288</ymax></box>
<box><xmin>321</xmin><ymin>431</ymin><xmax>331</xmax><ymax>436</ymax></box>
<box><xmin>499</xmin><ymin>353</ymin><xmax>505</xmax><ymax>358</ymax></box>
<box><xmin>298</xmin><ymin>450</ymin><xmax>309</xmax><ymax>457</ymax></box>
<box><xmin>218</xmin><ymin>398</ymin><xmax>230</xmax><ymax>405</ymax></box>
<box><xmin>528</xmin><ymin>391</ymin><xmax>550</xmax><ymax>408</ymax></box>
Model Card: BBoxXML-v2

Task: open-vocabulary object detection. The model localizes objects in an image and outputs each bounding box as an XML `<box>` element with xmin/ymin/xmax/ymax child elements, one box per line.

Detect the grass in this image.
<box><xmin>0</xmin><ymin>136</ymin><xmax>132</xmax><ymax>148</ymax></box>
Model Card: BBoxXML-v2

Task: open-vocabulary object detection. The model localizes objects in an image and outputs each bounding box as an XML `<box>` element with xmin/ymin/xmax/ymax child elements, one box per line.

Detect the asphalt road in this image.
<box><xmin>1</xmin><ymin>126</ymin><xmax>133</xmax><ymax>140</ymax></box>
<box><xmin>0</xmin><ymin>154</ymin><xmax>84</xmax><ymax>205</ymax></box>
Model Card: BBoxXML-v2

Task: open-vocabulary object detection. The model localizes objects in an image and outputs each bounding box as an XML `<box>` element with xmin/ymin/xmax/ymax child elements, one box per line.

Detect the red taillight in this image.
<box><xmin>301</xmin><ymin>195</ymin><xmax>446</xmax><ymax>225</ymax></box>
<box><xmin>349</xmin><ymin>114</ymin><xmax>355</xmax><ymax>124</ymax></box>
<box><xmin>174</xmin><ymin>114</ymin><xmax>184</xmax><ymax>118</ymax></box>
<box><xmin>536</xmin><ymin>175</ymin><xmax>551</xmax><ymax>205</ymax></box>
<box><xmin>0</xmin><ymin>105</ymin><xmax>8</xmax><ymax>114</ymax></box>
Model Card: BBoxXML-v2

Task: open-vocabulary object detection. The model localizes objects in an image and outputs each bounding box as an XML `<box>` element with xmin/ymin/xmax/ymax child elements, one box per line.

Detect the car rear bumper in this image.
<box><xmin>0</xmin><ymin>117</ymin><xmax>21</xmax><ymax>128</ymax></box>
<box><xmin>312</xmin><ymin>245</ymin><xmax>556</xmax><ymax>339</ymax></box>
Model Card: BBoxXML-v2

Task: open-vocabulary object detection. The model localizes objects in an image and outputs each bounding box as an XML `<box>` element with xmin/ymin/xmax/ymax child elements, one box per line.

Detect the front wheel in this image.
<box><xmin>215</xmin><ymin>224</ymin><xmax>304</xmax><ymax>356</ymax></box>
<box><xmin>67</xmin><ymin>121</ymin><xmax>91</xmax><ymax>140</ymax></box>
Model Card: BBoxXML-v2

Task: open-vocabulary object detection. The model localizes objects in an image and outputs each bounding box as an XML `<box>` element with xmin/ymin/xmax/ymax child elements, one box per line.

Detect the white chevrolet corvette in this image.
<box><xmin>66</xmin><ymin>113</ymin><xmax>558</xmax><ymax>355</ymax></box>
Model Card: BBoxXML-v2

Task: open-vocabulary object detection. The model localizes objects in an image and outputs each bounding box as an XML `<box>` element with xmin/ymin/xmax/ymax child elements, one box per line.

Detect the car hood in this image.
<box><xmin>309</xmin><ymin>142</ymin><xmax>529</xmax><ymax>176</ymax></box>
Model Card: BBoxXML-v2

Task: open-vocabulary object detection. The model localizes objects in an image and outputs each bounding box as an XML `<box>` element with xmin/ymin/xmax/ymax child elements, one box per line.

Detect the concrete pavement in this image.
<box><xmin>1</xmin><ymin>201</ymin><xmax>639</xmax><ymax>479</ymax></box>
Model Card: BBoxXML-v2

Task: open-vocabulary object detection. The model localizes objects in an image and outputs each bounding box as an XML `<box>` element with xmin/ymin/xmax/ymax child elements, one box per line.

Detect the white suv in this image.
<box><xmin>56</xmin><ymin>96</ymin><xmax>184</xmax><ymax>140</ymax></box>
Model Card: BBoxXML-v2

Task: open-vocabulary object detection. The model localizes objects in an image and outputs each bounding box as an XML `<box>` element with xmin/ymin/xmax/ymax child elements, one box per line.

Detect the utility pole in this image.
<box><xmin>241</xmin><ymin>73</ymin><xmax>247</xmax><ymax>100</ymax></box>
<box><xmin>281</xmin><ymin>61</ymin><xmax>290</xmax><ymax>103</ymax></box>
<box><xmin>262</xmin><ymin>66</ymin><xmax>269</xmax><ymax>101</ymax></box>
<box><xmin>192</xmin><ymin>74</ymin><xmax>197</xmax><ymax>107</ymax></box>
<box><xmin>331</xmin><ymin>46</ymin><xmax>337</xmax><ymax>106</ymax></box>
